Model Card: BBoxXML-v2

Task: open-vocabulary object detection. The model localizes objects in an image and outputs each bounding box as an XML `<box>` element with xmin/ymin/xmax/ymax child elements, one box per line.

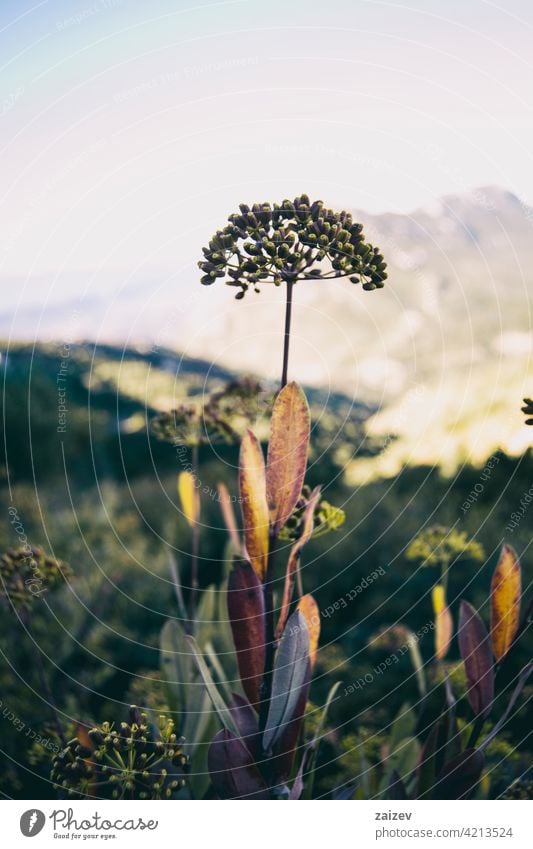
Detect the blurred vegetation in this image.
<box><xmin>0</xmin><ymin>342</ymin><xmax>531</xmax><ymax>799</ymax></box>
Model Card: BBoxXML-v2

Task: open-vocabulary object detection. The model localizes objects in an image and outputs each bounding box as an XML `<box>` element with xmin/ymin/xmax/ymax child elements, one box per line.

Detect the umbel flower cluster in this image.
<box><xmin>199</xmin><ymin>194</ymin><xmax>388</xmax><ymax>299</ymax></box>
<box><xmin>0</xmin><ymin>545</ymin><xmax>72</xmax><ymax>609</ymax></box>
<box><xmin>51</xmin><ymin>707</ymin><xmax>189</xmax><ymax>800</ymax></box>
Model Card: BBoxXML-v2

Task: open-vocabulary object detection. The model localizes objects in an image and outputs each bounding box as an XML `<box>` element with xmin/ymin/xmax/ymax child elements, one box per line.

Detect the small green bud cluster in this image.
<box><xmin>199</xmin><ymin>194</ymin><xmax>387</xmax><ymax>298</ymax></box>
<box><xmin>522</xmin><ymin>397</ymin><xmax>533</xmax><ymax>425</ymax></box>
<box><xmin>279</xmin><ymin>484</ymin><xmax>346</xmax><ymax>542</ymax></box>
<box><xmin>0</xmin><ymin>545</ymin><xmax>72</xmax><ymax>610</ymax></box>
<box><xmin>51</xmin><ymin>706</ymin><xmax>189</xmax><ymax>800</ymax></box>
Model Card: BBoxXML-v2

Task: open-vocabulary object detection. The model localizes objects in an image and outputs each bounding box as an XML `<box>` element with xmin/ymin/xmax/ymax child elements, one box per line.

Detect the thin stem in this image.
<box><xmin>295</xmin><ymin>555</ymin><xmax>304</xmax><ymax>598</ymax></box>
<box><xmin>281</xmin><ymin>280</ymin><xmax>294</xmax><ymax>388</ymax></box>
<box><xmin>189</xmin><ymin>443</ymin><xmax>200</xmax><ymax>621</ymax></box>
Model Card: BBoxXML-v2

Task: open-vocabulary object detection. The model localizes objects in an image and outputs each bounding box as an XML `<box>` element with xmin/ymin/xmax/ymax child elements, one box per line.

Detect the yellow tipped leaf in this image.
<box><xmin>491</xmin><ymin>544</ymin><xmax>521</xmax><ymax>661</ymax></box>
<box><xmin>177</xmin><ymin>471</ymin><xmax>200</xmax><ymax>528</ymax></box>
<box><xmin>297</xmin><ymin>594</ymin><xmax>320</xmax><ymax>669</ymax></box>
<box><xmin>432</xmin><ymin>584</ymin><xmax>453</xmax><ymax>661</ymax></box>
<box><xmin>239</xmin><ymin>430</ymin><xmax>269</xmax><ymax>582</ymax></box>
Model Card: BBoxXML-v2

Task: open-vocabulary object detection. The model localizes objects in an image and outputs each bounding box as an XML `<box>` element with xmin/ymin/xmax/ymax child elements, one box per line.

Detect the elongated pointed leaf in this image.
<box><xmin>160</xmin><ymin>619</ymin><xmax>191</xmax><ymax>717</ymax></box>
<box><xmin>229</xmin><ymin>693</ymin><xmax>260</xmax><ymax>754</ymax></box>
<box><xmin>296</xmin><ymin>594</ymin><xmax>320</xmax><ymax>669</ymax></box>
<box><xmin>177</xmin><ymin>471</ymin><xmax>200</xmax><ymax>527</ymax></box>
<box><xmin>239</xmin><ymin>430</ymin><xmax>269</xmax><ymax>581</ymax></box>
<box><xmin>185</xmin><ymin>634</ymin><xmax>240</xmax><ymax>737</ymax></box>
<box><xmin>388</xmin><ymin>770</ymin><xmax>408</xmax><ymax>800</ymax></box>
<box><xmin>208</xmin><ymin>729</ymin><xmax>270</xmax><ymax>800</ymax></box>
<box><xmin>227</xmin><ymin>560</ymin><xmax>266</xmax><ymax>709</ymax></box>
<box><xmin>458</xmin><ymin>601</ymin><xmax>494</xmax><ymax>717</ymax></box>
<box><xmin>262</xmin><ymin>610</ymin><xmax>310</xmax><ymax>752</ymax></box>
<box><xmin>490</xmin><ymin>544</ymin><xmax>521</xmax><ymax>662</ymax></box>
<box><xmin>271</xmin><ymin>667</ymin><xmax>310</xmax><ymax>783</ymax></box>
<box><xmin>479</xmin><ymin>663</ymin><xmax>533</xmax><ymax>753</ymax></box>
<box><xmin>266</xmin><ymin>382</ymin><xmax>310</xmax><ymax>537</ymax></box>
<box><xmin>434</xmin><ymin>748</ymin><xmax>485</xmax><ymax>800</ymax></box>
<box><xmin>299</xmin><ymin>680</ymin><xmax>341</xmax><ymax>799</ymax></box>
<box><xmin>416</xmin><ymin>712</ymin><xmax>449</xmax><ymax>799</ymax></box>
<box><xmin>217</xmin><ymin>482</ymin><xmax>242</xmax><ymax>552</ymax></box>
<box><xmin>432</xmin><ymin>584</ymin><xmax>453</xmax><ymax>661</ymax></box>
<box><xmin>276</xmin><ymin>487</ymin><xmax>321</xmax><ymax>638</ymax></box>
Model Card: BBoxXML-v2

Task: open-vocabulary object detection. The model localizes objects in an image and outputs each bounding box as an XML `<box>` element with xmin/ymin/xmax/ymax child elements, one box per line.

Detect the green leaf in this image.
<box><xmin>185</xmin><ymin>634</ymin><xmax>240</xmax><ymax>737</ymax></box>
<box><xmin>389</xmin><ymin>703</ymin><xmax>416</xmax><ymax>752</ymax></box>
<box><xmin>159</xmin><ymin>619</ymin><xmax>191</xmax><ymax>718</ymax></box>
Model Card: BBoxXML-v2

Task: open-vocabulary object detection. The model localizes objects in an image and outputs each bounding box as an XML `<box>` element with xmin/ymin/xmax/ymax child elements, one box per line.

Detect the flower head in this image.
<box><xmin>199</xmin><ymin>194</ymin><xmax>387</xmax><ymax>298</ymax></box>
<box><xmin>51</xmin><ymin>706</ymin><xmax>188</xmax><ymax>799</ymax></box>
<box><xmin>406</xmin><ymin>526</ymin><xmax>485</xmax><ymax>570</ymax></box>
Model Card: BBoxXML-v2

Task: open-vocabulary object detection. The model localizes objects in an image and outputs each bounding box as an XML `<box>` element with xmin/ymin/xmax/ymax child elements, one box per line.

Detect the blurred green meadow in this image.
<box><xmin>1</xmin><ymin>342</ymin><xmax>531</xmax><ymax>798</ymax></box>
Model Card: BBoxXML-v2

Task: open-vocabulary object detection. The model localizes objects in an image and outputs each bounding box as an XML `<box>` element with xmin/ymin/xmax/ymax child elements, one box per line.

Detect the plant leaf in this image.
<box><xmin>478</xmin><ymin>663</ymin><xmax>533</xmax><ymax>753</ymax></box>
<box><xmin>239</xmin><ymin>430</ymin><xmax>269</xmax><ymax>581</ymax></box>
<box><xmin>266</xmin><ymin>382</ymin><xmax>310</xmax><ymax>537</ymax></box>
<box><xmin>208</xmin><ymin>729</ymin><xmax>270</xmax><ymax>800</ymax></box>
<box><xmin>177</xmin><ymin>470</ymin><xmax>200</xmax><ymax>528</ymax></box>
<box><xmin>185</xmin><ymin>634</ymin><xmax>240</xmax><ymax>737</ymax></box>
<box><xmin>490</xmin><ymin>544</ymin><xmax>521</xmax><ymax>662</ymax></box>
<box><xmin>388</xmin><ymin>770</ymin><xmax>408</xmax><ymax>800</ymax></box>
<box><xmin>217</xmin><ymin>482</ymin><xmax>242</xmax><ymax>552</ymax></box>
<box><xmin>458</xmin><ymin>601</ymin><xmax>494</xmax><ymax>717</ymax></box>
<box><xmin>432</xmin><ymin>584</ymin><xmax>453</xmax><ymax>661</ymax></box>
<box><xmin>229</xmin><ymin>693</ymin><xmax>260</xmax><ymax>754</ymax></box>
<box><xmin>276</xmin><ymin>487</ymin><xmax>321</xmax><ymax>638</ymax></box>
<box><xmin>160</xmin><ymin>619</ymin><xmax>191</xmax><ymax>719</ymax></box>
<box><xmin>296</xmin><ymin>593</ymin><xmax>320</xmax><ymax>669</ymax></box>
<box><xmin>434</xmin><ymin>748</ymin><xmax>485</xmax><ymax>800</ymax></box>
<box><xmin>299</xmin><ymin>680</ymin><xmax>341</xmax><ymax>800</ymax></box>
<box><xmin>262</xmin><ymin>610</ymin><xmax>310</xmax><ymax>752</ymax></box>
<box><xmin>227</xmin><ymin>560</ymin><xmax>266</xmax><ymax>709</ymax></box>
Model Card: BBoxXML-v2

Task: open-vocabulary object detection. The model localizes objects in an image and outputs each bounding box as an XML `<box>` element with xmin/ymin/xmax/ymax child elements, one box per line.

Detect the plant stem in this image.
<box><xmin>281</xmin><ymin>280</ymin><xmax>294</xmax><ymax>388</ymax></box>
<box><xmin>189</xmin><ymin>443</ymin><xmax>200</xmax><ymax>621</ymax></box>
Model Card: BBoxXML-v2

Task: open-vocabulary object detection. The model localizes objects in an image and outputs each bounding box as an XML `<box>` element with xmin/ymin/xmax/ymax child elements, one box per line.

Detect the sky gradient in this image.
<box><xmin>1</xmin><ymin>0</ymin><xmax>532</xmax><ymax>296</ymax></box>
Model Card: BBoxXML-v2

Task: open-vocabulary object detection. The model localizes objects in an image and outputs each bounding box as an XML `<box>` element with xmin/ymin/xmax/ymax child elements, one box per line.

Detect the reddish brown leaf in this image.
<box><xmin>434</xmin><ymin>748</ymin><xmax>485</xmax><ymax>800</ymax></box>
<box><xmin>227</xmin><ymin>560</ymin><xmax>266</xmax><ymax>710</ymax></box>
<box><xmin>458</xmin><ymin>601</ymin><xmax>494</xmax><ymax>717</ymax></box>
<box><xmin>297</xmin><ymin>594</ymin><xmax>320</xmax><ymax>669</ymax></box>
<box><xmin>239</xmin><ymin>430</ymin><xmax>269</xmax><ymax>581</ymax></box>
<box><xmin>208</xmin><ymin>729</ymin><xmax>270</xmax><ymax>799</ymax></box>
<box><xmin>266</xmin><ymin>382</ymin><xmax>310</xmax><ymax>538</ymax></box>
<box><xmin>490</xmin><ymin>544</ymin><xmax>521</xmax><ymax>662</ymax></box>
<box><xmin>275</xmin><ymin>487</ymin><xmax>321</xmax><ymax>638</ymax></box>
<box><xmin>217</xmin><ymin>482</ymin><xmax>242</xmax><ymax>552</ymax></box>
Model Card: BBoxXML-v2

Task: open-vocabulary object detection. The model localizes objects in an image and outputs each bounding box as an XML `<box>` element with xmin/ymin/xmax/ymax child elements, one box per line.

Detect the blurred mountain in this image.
<box><xmin>2</xmin><ymin>186</ymin><xmax>532</xmax><ymax>475</ymax></box>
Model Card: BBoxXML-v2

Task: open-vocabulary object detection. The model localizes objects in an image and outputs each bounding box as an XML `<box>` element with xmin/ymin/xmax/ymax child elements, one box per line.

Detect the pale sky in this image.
<box><xmin>1</xmin><ymin>0</ymin><xmax>533</xmax><ymax>293</ymax></box>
